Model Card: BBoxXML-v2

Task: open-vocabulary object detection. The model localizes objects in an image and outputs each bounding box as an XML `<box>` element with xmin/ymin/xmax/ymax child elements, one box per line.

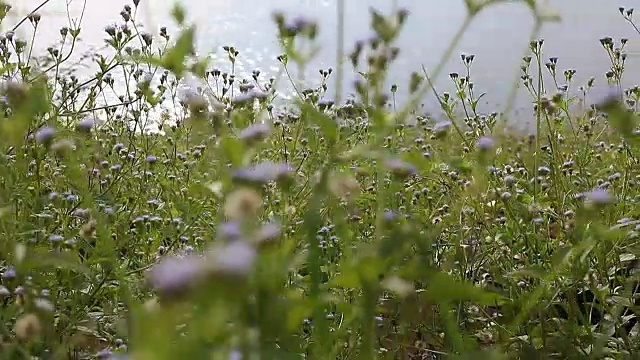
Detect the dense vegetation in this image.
<box><xmin>0</xmin><ymin>1</ymin><xmax>638</xmax><ymax>359</ymax></box>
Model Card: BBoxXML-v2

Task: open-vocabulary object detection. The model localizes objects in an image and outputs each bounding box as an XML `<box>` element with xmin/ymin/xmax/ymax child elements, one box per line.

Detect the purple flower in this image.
<box><xmin>217</xmin><ymin>221</ymin><xmax>243</xmax><ymax>240</ymax></box>
<box><xmin>147</xmin><ymin>254</ymin><xmax>206</xmax><ymax>297</ymax></box>
<box><xmin>239</xmin><ymin>123</ymin><xmax>270</xmax><ymax>143</ymax></box>
<box><xmin>476</xmin><ymin>136</ymin><xmax>494</xmax><ymax>151</ymax></box>
<box><xmin>231</xmin><ymin>161</ymin><xmax>293</xmax><ymax>184</ymax></box>
<box><xmin>208</xmin><ymin>240</ymin><xmax>256</xmax><ymax>276</ymax></box>
<box><xmin>35</xmin><ymin>126</ymin><xmax>56</xmax><ymax>145</ymax></box>
<box><xmin>76</xmin><ymin>118</ymin><xmax>95</xmax><ymax>133</ymax></box>
<box><xmin>1</xmin><ymin>267</ymin><xmax>15</xmax><ymax>279</ymax></box>
<box><xmin>48</xmin><ymin>234</ymin><xmax>63</xmax><ymax>243</ymax></box>
<box><xmin>146</xmin><ymin>155</ymin><xmax>157</xmax><ymax>164</ymax></box>
<box><xmin>254</xmin><ymin>222</ymin><xmax>281</xmax><ymax>244</ymax></box>
<box><xmin>585</xmin><ymin>188</ymin><xmax>612</xmax><ymax>205</ymax></box>
<box><xmin>385</xmin><ymin>159</ymin><xmax>417</xmax><ymax>178</ymax></box>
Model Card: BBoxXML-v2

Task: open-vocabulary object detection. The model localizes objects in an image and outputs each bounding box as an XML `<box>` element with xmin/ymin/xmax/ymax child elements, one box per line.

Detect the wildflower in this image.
<box><xmin>35</xmin><ymin>126</ymin><xmax>56</xmax><ymax>146</ymax></box>
<box><xmin>585</xmin><ymin>188</ymin><xmax>612</xmax><ymax>207</ymax></box>
<box><xmin>15</xmin><ymin>313</ymin><xmax>41</xmax><ymax>340</ymax></box>
<box><xmin>384</xmin><ymin>159</ymin><xmax>417</xmax><ymax>179</ymax></box>
<box><xmin>239</xmin><ymin>123</ymin><xmax>271</xmax><ymax>144</ymax></box>
<box><xmin>476</xmin><ymin>136</ymin><xmax>494</xmax><ymax>151</ymax></box>
<box><xmin>231</xmin><ymin>161</ymin><xmax>293</xmax><ymax>185</ymax></box>
<box><xmin>98</xmin><ymin>349</ymin><xmax>117</xmax><ymax>360</ymax></box>
<box><xmin>147</xmin><ymin>254</ymin><xmax>206</xmax><ymax>298</ymax></box>
<box><xmin>537</xmin><ymin>166</ymin><xmax>551</xmax><ymax>175</ymax></box>
<box><xmin>433</xmin><ymin>121</ymin><xmax>452</xmax><ymax>138</ymax></box>
<box><xmin>105</xmin><ymin>25</ymin><xmax>117</xmax><ymax>37</ymax></box>
<box><xmin>2</xmin><ymin>266</ymin><xmax>16</xmax><ymax>279</ymax></box>
<box><xmin>34</xmin><ymin>298</ymin><xmax>54</xmax><ymax>312</ymax></box>
<box><xmin>51</xmin><ymin>139</ymin><xmax>76</xmax><ymax>156</ymax></box>
<box><xmin>328</xmin><ymin>173</ymin><xmax>360</xmax><ymax>201</ymax></box>
<box><xmin>48</xmin><ymin>234</ymin><xmax>63</xmax><ymax>243</ymax></box>
<box><xmin>224</xmin><ymin>187</ymin><xmax>263</xmax><ymax>220</ymax></box>
<box><xmin>253</xmin><ymin>221</ymin><xmax>282</xmax><ymax>245</ymax></box>
<box><xmin>231</xmin><ymin>93</ymin><xmax>255</xmax><ymax>106</ymax></box>
<box><xmin>217</xmin><ymin>221</ymin><xmax>243</xmax><ymax>240</ymax></box>
<box><xmin>0</xmin><ymin>286</ymin><xmax>10</xmax><ymax>297</ymax></box>
<box><xmin>207</xmin><ymin>240</ymin><xmax>257</xmax><ymax>277</ymax></box>
<box><xmin>76</xmin><ymin>118</ymin><xmax>95</xmax><ymax>133</ymax></box>
<box><xmin>146</xmin><ymin>155</ymin><xmax>157</xmax><ymax>164</ymax></box>
<box><xmin>504</xmin><ymin>175</ymin><xmax>517</xmax><ymax>187</ymax></box>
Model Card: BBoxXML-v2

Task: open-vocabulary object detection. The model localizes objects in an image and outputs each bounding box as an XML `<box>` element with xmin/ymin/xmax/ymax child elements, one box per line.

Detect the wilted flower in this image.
<box><xmin>433</xmin><ymin>121</ymin><xmax>452</xmax><ymax>138</ymax></box>
<box><xmin>224</xmin><ymin>187</ymin><xmax>263</xmax><ymax>220</ymax></box>
<box><xmin>385</xmin><ymin>159</ymin><xmax>417</xmax><ymax>178</ymax></box>
<box><xmin>328</xmin><ymin>173</ymin><xmax>360</xmax><ymax>201</ymax></box>
<box><xmin>105</xmin><ymin>24</ymin><xmax>117</xmax><ymax>37</ymax></box>
<box><xmin>51</xmin><ymin>139</ymin><xmax>76</xmax><ymax>156</ymax></box>
<box><xmin>14</xmin><ymin>313</ymin><xmax>41</xmax><ymax>340</ymax></box>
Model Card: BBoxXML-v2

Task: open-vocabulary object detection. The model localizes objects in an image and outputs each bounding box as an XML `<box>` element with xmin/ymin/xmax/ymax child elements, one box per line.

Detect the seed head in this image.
<box><xmin>223</xmin><ymin>187</ymin><xmax>262</xmax><ymax>220</ymax></box>
<box><xmin>15</xmin><ymin>313</ymin><xmax>41</xmax><ymax>340</ymax></box>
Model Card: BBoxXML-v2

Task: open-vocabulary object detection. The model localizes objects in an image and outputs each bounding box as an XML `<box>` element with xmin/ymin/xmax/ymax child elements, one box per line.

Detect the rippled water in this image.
<box><xmin>7</xmin><ymin>0</ymin><xmax>640</xmax><ymax>121</ymax></box>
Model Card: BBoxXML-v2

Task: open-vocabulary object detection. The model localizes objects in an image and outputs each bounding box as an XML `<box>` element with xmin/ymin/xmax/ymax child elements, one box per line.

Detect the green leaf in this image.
<box><xmin>160</xmin><ymin>26</ymin><xmax>195</xmax><ymax>78</ymax></box>
<box><xmin>171</xmin><ymin>3</ymin><xmax>186</xmax><ymax>25</ymax></box>
<box><xmin>425</xmin><ymin>272</ymin><xmax>507</xmax><ymax>305</ymax></box>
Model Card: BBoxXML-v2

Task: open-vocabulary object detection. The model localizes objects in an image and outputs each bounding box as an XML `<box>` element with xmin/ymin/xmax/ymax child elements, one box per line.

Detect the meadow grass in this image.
<box><xmin>0</xmin><ymin>1</ymin><xmax>639</xmax><ymax>359</ymax></box>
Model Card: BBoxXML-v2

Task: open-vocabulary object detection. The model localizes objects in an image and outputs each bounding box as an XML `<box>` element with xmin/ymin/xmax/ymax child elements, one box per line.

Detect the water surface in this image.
<box><xmin>8</xmin><ymin>0</ymin><xmax>640</xmax><ymax>122</ymax></box>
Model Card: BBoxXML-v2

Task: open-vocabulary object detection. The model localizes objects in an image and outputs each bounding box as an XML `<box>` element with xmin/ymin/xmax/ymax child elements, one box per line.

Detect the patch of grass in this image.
<box><xmin>0</xmin><ymin>1</ymin><xmax>638</xmax><ymax>359</ymax></box>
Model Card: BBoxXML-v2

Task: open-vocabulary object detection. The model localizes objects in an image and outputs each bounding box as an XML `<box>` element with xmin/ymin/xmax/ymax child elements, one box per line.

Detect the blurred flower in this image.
<box><xmin>147</xmin><ymin>254</ymin><xmax>206</xmax><ymax>298</ymax></box>
<box><xmin>253</xmin><ymin>221</ymin><xmax>282</xmax><ymax>245</ymax></box>
<box><xmin>76</xmin><ymin>118</ymin><xmax>96</xmax><ymax>133</ymax></box>
<box><xmin>239</xmin><ymin>123</ymin><xmax>270</xmax><ymax>144</ymax></box>
<box><xmin>35</xmin><ymin>126</ymin><xmax>56</xmax><ymax>145</ymax></box>
<box><xmin>231</xmin><ymin>161</ymin><xmax>293</xmax><ymax>185</ymax></box>
<box><xmin>224</xmin><ymin>187</ymin><xmax>263</xmax><ymax>220</ymax></box>
<box><xmin>385</xmin><ymin>159</ymin><xmax>417</xmax><ymax>178</ymax></box>
<box><xmin>207</xmin><ymin>240</ymin><xmax>256</xmax><ymax>277</ymax></box>
<box><xmin>15</xmin><ymin>313</ymin><xmax>41</xmax><ymax>340</ymax></box>
<box><xmin>476</xmin><ymin>136</ymin><xmax>494</xmax><ymax>151</ymax></box>
<box><xmin>585</xmin><ymin>188</ymin><xmax>612</xmax><ymax>207</ymax></box>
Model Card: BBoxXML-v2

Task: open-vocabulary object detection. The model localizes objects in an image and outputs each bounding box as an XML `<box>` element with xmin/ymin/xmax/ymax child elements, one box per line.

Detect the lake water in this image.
<box><xmin>6</xmin><ymin>0</ymin><xmax>640</xmax><ymax>123</ymax></box>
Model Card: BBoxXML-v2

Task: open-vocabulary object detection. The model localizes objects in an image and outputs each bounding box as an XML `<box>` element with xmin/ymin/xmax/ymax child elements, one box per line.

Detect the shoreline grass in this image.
<box><xmin>0</xmin><ymin>1</ymin><xmax>638</xmax><ymax>359</ymax></box>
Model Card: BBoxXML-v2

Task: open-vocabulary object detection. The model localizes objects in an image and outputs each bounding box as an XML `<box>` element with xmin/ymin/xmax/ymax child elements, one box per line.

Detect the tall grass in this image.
<box><xmin>0</xmin><ymin>1</ymin><xmax>638</xmax><ymax>359</ymax></box>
